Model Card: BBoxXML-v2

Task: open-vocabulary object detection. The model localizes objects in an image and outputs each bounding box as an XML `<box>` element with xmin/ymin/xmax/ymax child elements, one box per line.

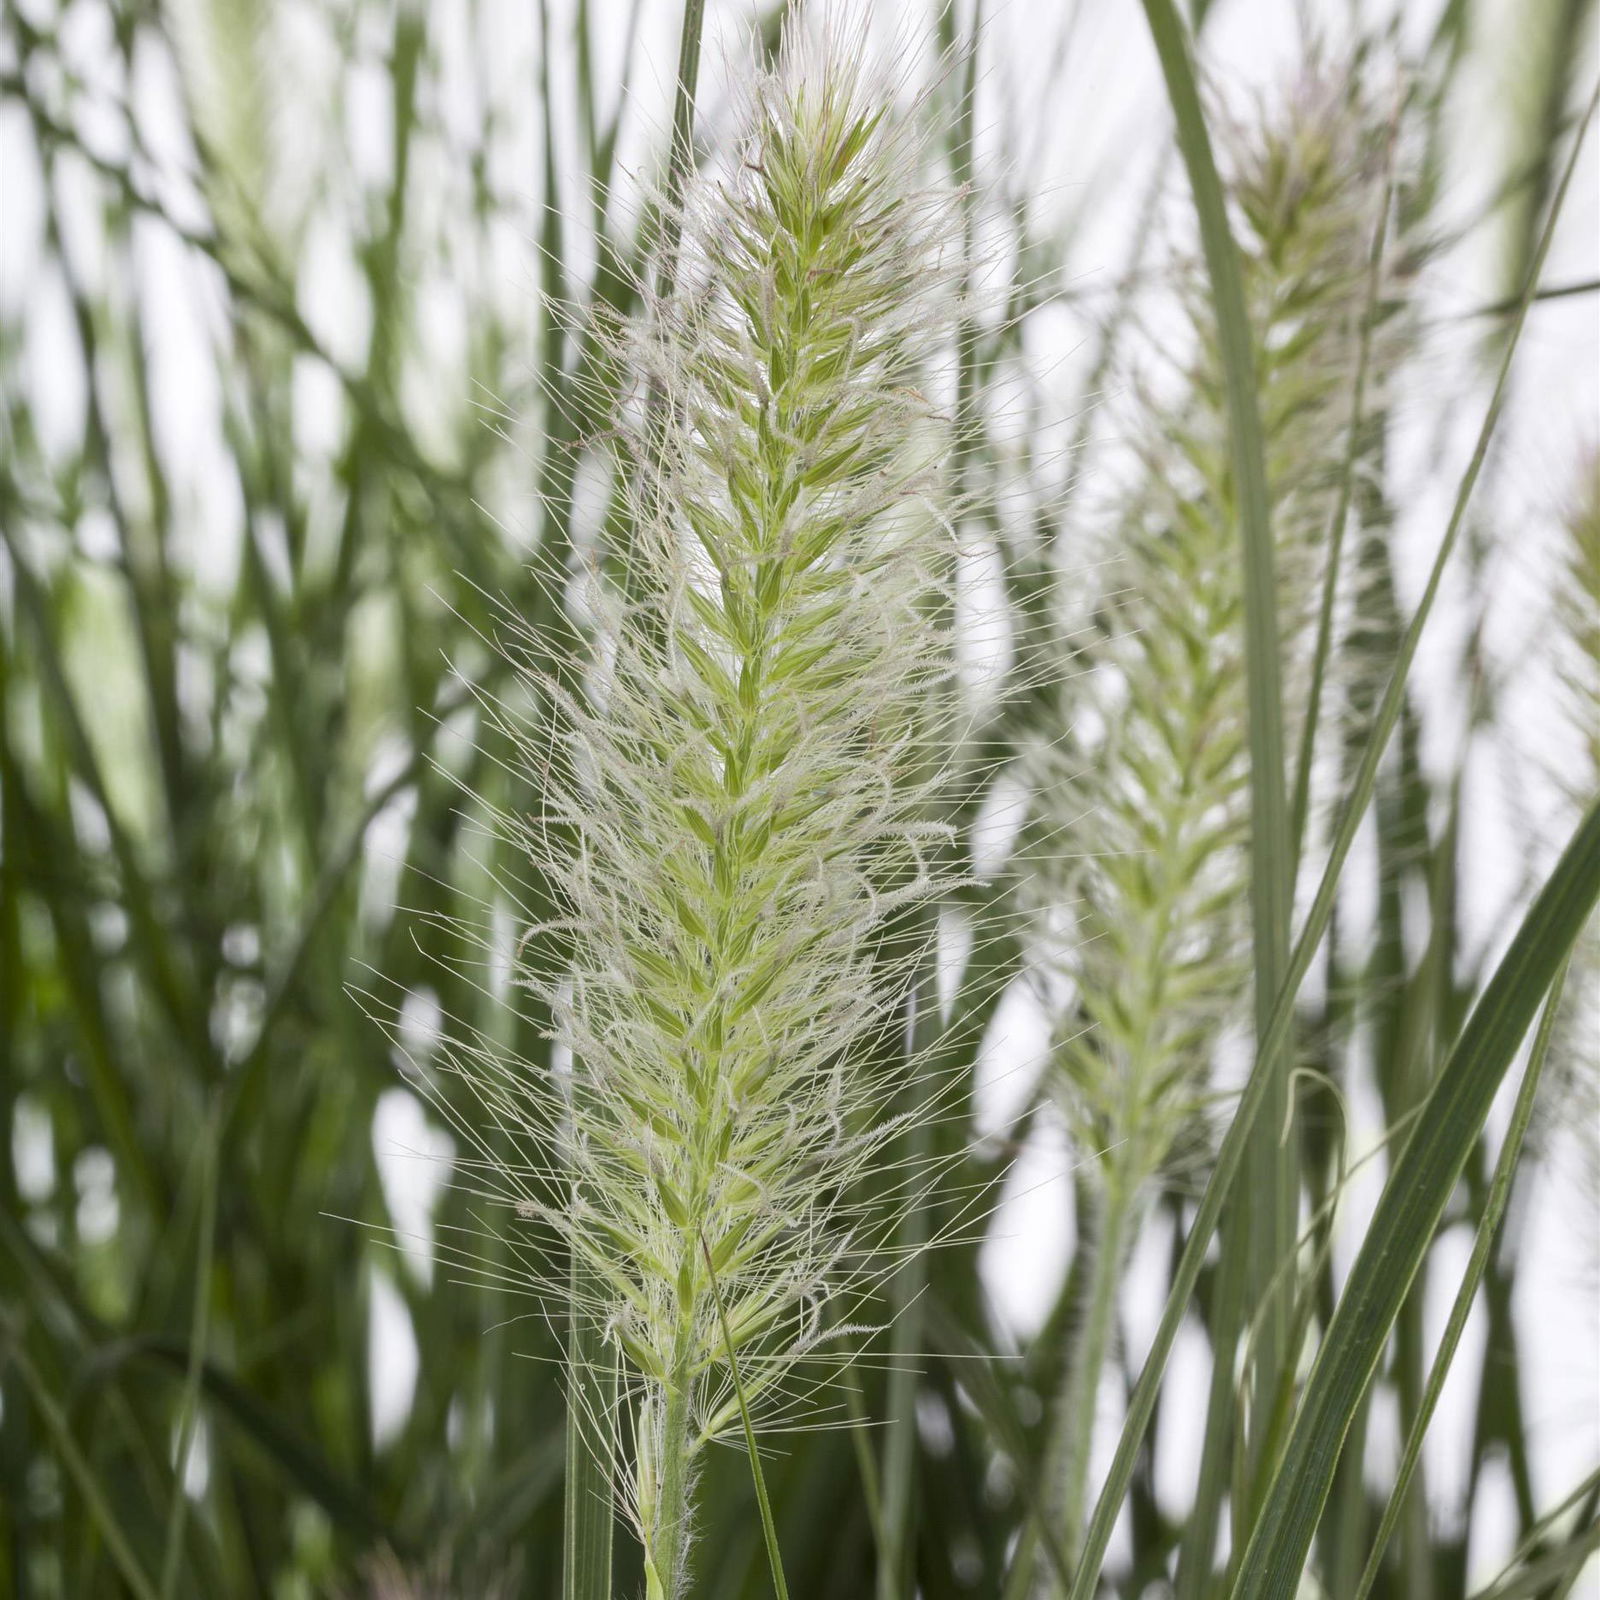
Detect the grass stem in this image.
<box><xmin>642</xmin><ymin>1325</ymin><xmax>700</xmax><ymax>1600</ymax></box>
<box><xmin>702</xmin><ymin>1230</ymin><xmax>790</xmax><ymax>1600</ymax></box>
<box><xmin>159</xmin><ymin>1106</ymin><xmax>220</xmax><ymax>1600</ymax></box>
<box><xmin>1054</xmin><ymin>1176</ymin><xmax>1135</xmax><ymax>1577</ymax></box>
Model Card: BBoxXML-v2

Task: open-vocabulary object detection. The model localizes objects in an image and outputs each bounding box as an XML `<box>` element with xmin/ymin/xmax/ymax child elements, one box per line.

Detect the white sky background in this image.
<box><xmin>2</xmin><ymin>0</ymin><xmax>1597</xmax><ymax>1587</ymax></box>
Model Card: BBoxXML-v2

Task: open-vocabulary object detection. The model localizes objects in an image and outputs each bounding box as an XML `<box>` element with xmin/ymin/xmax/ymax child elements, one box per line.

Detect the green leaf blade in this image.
<box><xmin>1230</xmin><ymin>798</ymin><xmax>1600</xmax><ymax>1597</ymax></box>
<box><xmin>1136</xmin><ymin>0</ymin><xmax>1297</xmax><ymax>1427</ymax></box>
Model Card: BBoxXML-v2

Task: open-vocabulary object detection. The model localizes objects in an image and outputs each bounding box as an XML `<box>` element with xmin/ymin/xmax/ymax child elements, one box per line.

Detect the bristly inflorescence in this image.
<box><xmin>1031</xmin><ymin>56</ymin><xmax>1418</xmax><ymax>1197</ymax></box>
<box><xmin>459</xmin><ymin>26</ymin><xmax>966</xmax><ymax>1596</ymax></box>
<box><xmin>1016</xmin><ymin>52</ymin><xmax>1423</xmax><ymax>1573</ymax></box>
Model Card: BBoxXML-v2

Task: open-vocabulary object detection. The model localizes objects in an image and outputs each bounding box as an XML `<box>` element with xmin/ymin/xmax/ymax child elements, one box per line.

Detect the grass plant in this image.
<box><xmin>1022</xmin><ymin>48</ymin><xmax>1420</xmax><ymax>1581</ymax></box>
<box><xmin>1</xmin><ymin>1</ymin><xmax>1596</xmax><ymax>1597</ymax></box>
<box><xmin>443</xmin><ymin>27</ymin><xmax>968</xmax><ymax>1596</ymax></box>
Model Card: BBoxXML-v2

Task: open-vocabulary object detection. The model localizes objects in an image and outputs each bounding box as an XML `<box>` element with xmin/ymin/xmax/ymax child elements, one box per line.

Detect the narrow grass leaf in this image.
<box><xmin>1230</xmin><ymin>798</ymin><xmax>1600</xmax><ymax>1596</ymax></box>
<box><xmin>1352</xmin><ymin>959</ymin><xmax>1570</xmax><ymax>1600</ymax></box>
<box><xmin>1472</xmin><ymin>1528</ymin><xmax>1600</xmax><ymax>1600</ymax></box>
<box><xmin>564</xmin><ymin>1256</ymin><xmax>618</xmax><ymax>1600</ymax></box>
<box><xmin>1137</xmin><ymin>0</ymin><xmax>1296</xmax><ymax>1420</ymax></box>
<box><xmin>129</xmin><ymin>1342</ymin><xmax>406</xmax><ymax>1552</ymax></box>
<box><xmin>1467</xmin><ymin>1467</ymin><xmax>1600</xmax><ymax>1600</ymax></box>
<box><xmin>3</xmin><ymin>1344</ymin><xmax>161</xmax><ymax>1600</ymax></box>
<box><xmin>926</xmin><ymin>1301</ymin><xmax>1075</xmax><ymax>1592</ymax></box>
<box><xmin>159</xmin><ymin>1108</ymin><xmax>221</xmax><ymax>1600</ymax></box>
<box><xmin>702</xmin><ymin>1232</ymin><xmax>789</xmax><ymax>1600</ymax></box>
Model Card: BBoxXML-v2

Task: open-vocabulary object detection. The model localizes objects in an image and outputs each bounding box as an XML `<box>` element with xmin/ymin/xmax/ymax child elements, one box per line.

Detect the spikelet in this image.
<box><xmin>457</xmin><ymin>26</ymin><xmax>964</xmax><ymax>1597</ymax></box>
<box><xmin>1548</xmin><ymin>451</ymin><xmax>1600</xmax><ymax>1275</ymax></box>
<box><xmin>1554</xmin><ymin>452</ymin><xmax>1600</xmax><ymax>790</ymax></box>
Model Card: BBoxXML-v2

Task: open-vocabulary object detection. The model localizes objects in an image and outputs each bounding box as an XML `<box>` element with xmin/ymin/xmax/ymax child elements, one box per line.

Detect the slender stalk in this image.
<box><xmin>878</xmin><ymin>1032</ymin><xmax>933</xmax><ymax>1600</ymax></box>
<box><xmin>642</xmin><ymin>1326</ymin><xmax>700</xmax><ymax>1600</ymax></box>
<box><xmin>1463</xmin><ymin>1470</ymin><xmax>1600</xmax><ymax>1600</ymax></box>
<box><xmin>1054</xmin><ymin>1176</ymin><xmax>1135</xmax><ymax>1569</ymax></box>
<box><xmin>1172</xmin><ymin>1192</ymin><xmax>1250</xmax><ymax>1599</ymax></box>
<box><xmin>3</xmin><ymin>1344</ymin><xmax>161</xmax><ymax>1600</ymax></box>
<box><xmin>702</xmin><ymin>1231</ymin><xmax>790</xmax><ymax>1600</ymax></box>
<box><xmin>842</xmin><ymin>1362</ymin><xmax>887</xmax><ymax>1558</ymax></box>
<box><xmin>1549</xmin><ymin>1481</ymin><xmax>1600</xmax><ymax>1600</ymax></box>
<box><xmin>564</xmin><ymin>1157</ymin><xmax>618</xmax><ymax>1600</ymax></box>
<box><xmin>159</xmin><ymin>1106</ymin><xmax>220</xmax><ymax>1600</ymax></box>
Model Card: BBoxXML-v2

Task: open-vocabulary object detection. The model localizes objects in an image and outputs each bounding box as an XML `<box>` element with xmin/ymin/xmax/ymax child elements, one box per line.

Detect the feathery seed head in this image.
<box><xmin>1027</xmin><ymin>51</ymin><xmax>1421</xmax><ymax>1194</ymax></box>
<box><xmin>462</xmin><ymin>26</ymin><xmax>967</xmax><ymax>1591</ymax></box>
